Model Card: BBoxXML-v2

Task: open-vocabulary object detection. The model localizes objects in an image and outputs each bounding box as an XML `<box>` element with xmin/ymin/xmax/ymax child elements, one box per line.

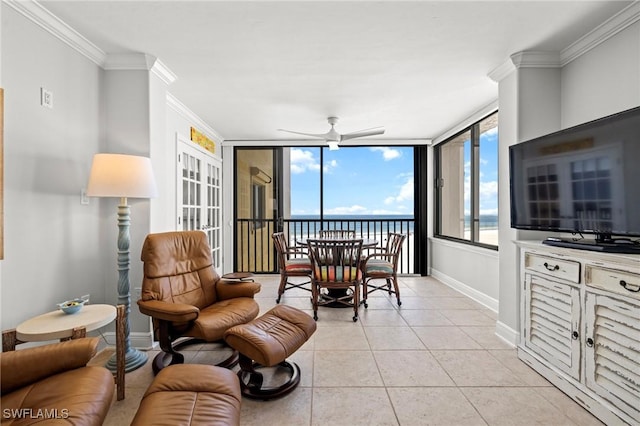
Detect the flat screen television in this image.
<box><xmin>509</xmin><ymin>105</ymin><xmax>640</xmax><ymax>254</ymax></box>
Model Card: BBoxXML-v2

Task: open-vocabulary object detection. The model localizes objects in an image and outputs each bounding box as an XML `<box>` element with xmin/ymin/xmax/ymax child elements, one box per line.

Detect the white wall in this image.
<box><xmin>561</xmin><ymin>21</ymin><xmax>640</xmax><ymax>126</ymax></box>
<box><xmin>491</xmin><ymin>16</ymin><xmax>640</xmax><ymax>344</ymax></box>
<box><xmin>1</xmin><ymin>5</ymin><xmax>105</xmax><ymax>328</ymax></box>
<box><xmin>431</xmin><ymin>13</ymin><xmax>640</xmax><ymax>346</ymax></box>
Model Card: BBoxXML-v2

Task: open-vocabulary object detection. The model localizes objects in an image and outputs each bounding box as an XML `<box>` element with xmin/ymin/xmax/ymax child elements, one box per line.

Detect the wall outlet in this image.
<box><xmin>40</xmin><ymin>87</ymin><xmax>53</xmax><ymax>108</ymax></box>
<box><xmin>81</xmin><ymin>189</ymin><xmax>89</xmax><ymax>205</ymax></box>
<box><xmin>134</xmin><ymin>287</ymin><xmax>142</xmax><ymax>298</ymax></box>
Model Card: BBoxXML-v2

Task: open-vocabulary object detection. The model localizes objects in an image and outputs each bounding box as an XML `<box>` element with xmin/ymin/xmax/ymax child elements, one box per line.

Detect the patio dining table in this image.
<box><xmin>296</xmin><ymin>237</ymin><xmax>379</xmax><ymax>307</ymax></box>
<box><xmin>295</xmin><ymin>237</ymin><xmax>379</xmax><ymax>249</ymax></box>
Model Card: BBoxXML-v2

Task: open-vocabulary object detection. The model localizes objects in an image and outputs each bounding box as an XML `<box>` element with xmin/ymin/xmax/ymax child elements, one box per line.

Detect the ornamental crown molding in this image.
<box><xmin>487</xmin><ymin>59</ymin><xmax>516</xmax><ymax>83</ymax></box>
<box><xmin>488</xmin><ymin>51</ymin><xmax>562</xmax><ymax>83</ymax></box>
<box><xmin>103</xmin><ymin>54</ymin><xmax>177</xmax><ymax>85</ymax></box>
<box><xmin>4</xmin><ymin>0</ymin><xmax>106</xmax><ymax>66</ymax></box>
<box><xmin>510</xmin><ymin>51</ymin><xmax>562</xmax><ymax>68</ymax></box>
<box><xmin>166</xmin><ymin>94</ymin><xmax>224</xmax><ymax>144</ymax></box>
<box><xmin>7</xmin><ymin>0</ymin><xmax>177</xmax><ymax>84</ymax></box>
<box><xmin>561</xmin><ymin>1</ymin><xmax>640</xmax><ymax>66</ymax></box>
<box><xmin>488</xmin><ymin>1</ymin><xmax>640</xmax><ymax>81</ymax></box>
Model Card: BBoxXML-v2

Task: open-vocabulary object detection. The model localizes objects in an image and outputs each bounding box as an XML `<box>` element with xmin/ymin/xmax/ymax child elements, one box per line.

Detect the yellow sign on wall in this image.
<box><xmin>190</xmin><ymin>127</ymin><xmax>215</xmax><ymax>154</ymax></box>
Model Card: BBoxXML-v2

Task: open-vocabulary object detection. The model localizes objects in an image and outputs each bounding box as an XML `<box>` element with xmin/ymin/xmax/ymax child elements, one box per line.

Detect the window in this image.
<box><xmin>435</xmin><ymin>111</ymin><xmax>498</xmax><ymax>248</ymax></box>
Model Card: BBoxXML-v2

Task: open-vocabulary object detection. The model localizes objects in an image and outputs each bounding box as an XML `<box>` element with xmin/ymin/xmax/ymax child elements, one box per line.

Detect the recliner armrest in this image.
<box><xmin>137</xmin><ymin>300</ymin><xmax>200</xmax><ymax>323</ymax></box>
<box><xmin>216</xmin><ymin>280</ymin><xmax>261</xmax><ymax>300</ymax></box>
<box><xmin>1</xmin><ymin>337</ymin><xmax>99</xmax><ymax>395</ymax></box>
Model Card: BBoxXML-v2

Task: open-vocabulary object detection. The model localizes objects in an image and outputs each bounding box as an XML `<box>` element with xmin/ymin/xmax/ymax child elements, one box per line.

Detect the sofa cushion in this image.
<box><xmin>1</xmin><ymin>366</ymin><xmax>114</xmax><ymax>426</ymax></box>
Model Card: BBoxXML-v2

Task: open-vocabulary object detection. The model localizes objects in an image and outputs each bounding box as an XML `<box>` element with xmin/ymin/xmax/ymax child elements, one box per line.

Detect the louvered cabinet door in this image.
<box><xmin>585</xmin><ymin>292</ymin><xmax>640</xmax><ymax>424</ymax></box>
<box><xmin>524</xmin><ymin>274</ymin><xmax>581</xmax><ymax>380</ymax></box>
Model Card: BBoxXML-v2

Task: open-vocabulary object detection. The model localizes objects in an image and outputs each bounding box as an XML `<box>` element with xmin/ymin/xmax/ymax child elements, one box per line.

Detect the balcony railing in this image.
<box><xmin>235</xmin><ymin>217</ymin><xmax>416</xmax><ymax>274</ymax></box>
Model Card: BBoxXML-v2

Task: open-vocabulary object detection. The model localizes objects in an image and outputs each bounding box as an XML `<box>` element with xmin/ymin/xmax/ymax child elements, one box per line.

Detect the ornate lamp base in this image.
<box><xmin>106</xmin><ymin>347</ymin><xmax>148</xmax><ymax>373</ymax></box>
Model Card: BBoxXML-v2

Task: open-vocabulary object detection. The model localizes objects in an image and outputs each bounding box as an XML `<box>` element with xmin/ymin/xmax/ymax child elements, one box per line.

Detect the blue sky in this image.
<box><xmin>289</xmin><ymin>129</ymin><xmax>499</xmax><ymax>217</ymax></box>
<box><xmin>290</xmin><ymin>146</ymin><xmax>414</xmax><ymax>216</ymax></box>
<box><xmin>473</xmin><ymin>127</ymin><xmax>499</xmax><ymax>216</ymax></box>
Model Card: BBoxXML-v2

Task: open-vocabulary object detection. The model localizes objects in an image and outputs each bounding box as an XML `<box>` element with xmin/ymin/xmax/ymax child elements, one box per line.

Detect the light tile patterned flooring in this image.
<box><xmin>96</xmin><ymin>275</ymin><xmax>604</xmax><ymax>425</ymax></box>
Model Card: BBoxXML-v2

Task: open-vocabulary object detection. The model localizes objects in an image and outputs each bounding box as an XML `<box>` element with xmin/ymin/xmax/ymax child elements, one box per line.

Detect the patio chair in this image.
<box><xmin>361</xmin><ymin>232</ymin><xmax>406</xmax><ymax>307</ymax></box>
<box><xmin>272</xmin><ymin>232</ymin><xmax>312</xmax><ymax>303</ymax></box>
<box><xmin>307</xmin><ymin>238</ymin><xmax>364</xmax><ymax>322</ymax></box>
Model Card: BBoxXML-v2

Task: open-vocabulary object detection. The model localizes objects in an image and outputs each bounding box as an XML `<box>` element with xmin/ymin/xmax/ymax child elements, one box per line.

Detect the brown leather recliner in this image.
<box><xmin>0</xmin><ymin>338</ymin><xmax>114</xmax><ymax>426</ymax></box>
<box><xmin>137</xmin><ymin>231</ymin><xmax>261</xmax><ymax>373</ymax></box>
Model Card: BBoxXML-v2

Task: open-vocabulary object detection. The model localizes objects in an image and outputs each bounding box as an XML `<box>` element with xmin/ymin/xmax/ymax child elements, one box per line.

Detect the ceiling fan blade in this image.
<box><xmin>340</xmin><ymin>127</ymin><xmax>385</xmax><ymax>141</ymax></box>
<box><xmin>277</xmin><ymin>129</ymin><xmax>329</xmax><ymax>139</ymax></box>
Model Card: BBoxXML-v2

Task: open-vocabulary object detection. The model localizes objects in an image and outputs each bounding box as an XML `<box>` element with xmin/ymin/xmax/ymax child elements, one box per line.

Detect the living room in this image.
<box><xmin>1</xmin><ymin>1</ymin><xmax>639</xmax><ymax>425</ymax></box>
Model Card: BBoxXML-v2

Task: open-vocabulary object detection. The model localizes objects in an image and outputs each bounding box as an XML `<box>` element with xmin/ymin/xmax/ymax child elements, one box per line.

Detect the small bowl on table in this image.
<box><xmin>58</xmin><ymin>299</ymin><xmax>86</xmax><ymax>315</ymax></box>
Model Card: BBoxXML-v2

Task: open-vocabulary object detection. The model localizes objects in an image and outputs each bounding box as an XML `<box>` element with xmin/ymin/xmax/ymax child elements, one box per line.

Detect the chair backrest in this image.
<box><xmin>319</xmin><ymin>229</ymin><xmax>356</xmax><ymax>239</ymax></box>
<box><xmin>385</xmin><ymin>233</ymin><xmax>406</xmax><ymax>269</ymax></box>
<box><xmin>140</xmin><ymin>231</ymin><xmax>219</xmax><ymax>309</ymax></box>
<box><xmin>272</xmin><ymin>232</ymin><xmax>289</xmax><ymax>269</ymax></box>
<box><xmin>307</xmin><ymin>238</ymin><xmax>363</xmax><ymax>284</ymax></box>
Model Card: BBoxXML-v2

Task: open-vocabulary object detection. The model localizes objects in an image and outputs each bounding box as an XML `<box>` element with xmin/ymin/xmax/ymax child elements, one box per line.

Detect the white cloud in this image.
<box><xmin>290</xmin><ymin>148</ymin><xmax>319</xmax><ymax>174</ymax></box>
<box><xmin>324</xmin><ymin>205</ymin><xmax>368</xmax><ymax>215</ymax></box>
<box><xmin>384</xmin><ymin>177</ymin><xmax>414</xmax><ymax>205</ymax></box>
<box><xmin>483</xmin><ymin>127</ymin><xmax>498</xmax><ymax>137</ymax></box>
<box><xmin>370</xmin><ymin>147</ymin><xmax>402</xmax><ymax>161</ymax></box>
<box><xmin>323</xmin><ymin>159</ymin><xmax>338</xmax><ymax>173</ymax></box>
<box><xmin>480</xmin><ymin>180</ymin><xmax>498</xmax><ymax>201</ymax></box>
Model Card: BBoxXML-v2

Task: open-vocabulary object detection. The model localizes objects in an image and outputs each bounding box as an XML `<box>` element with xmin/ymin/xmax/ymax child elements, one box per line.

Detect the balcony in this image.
<box><xmin>236</xmin><ymin>217</ymin><xmax>416</xmax><ymax>274</ymax></box>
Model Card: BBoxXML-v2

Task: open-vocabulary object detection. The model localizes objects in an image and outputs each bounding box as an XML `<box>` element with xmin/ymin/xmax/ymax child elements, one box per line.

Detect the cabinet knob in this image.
<box><xmin>619</xmin><ymin>280</ymin><xmax>640</xmax><ymax>293</ymax></box>
<box><xmin>586</xmin><ymin>337</ymin><xmax>594</xmax><ymax>347</ymax></box>
<box><xmin>543</xmin><ymin>262</ymin><xmax>559</xmax><ymax>271</ymax></box>
<box><xmin>571</xmin><ymin>331</ymin><xmax>579</xmax><ymax>340</ymax></box>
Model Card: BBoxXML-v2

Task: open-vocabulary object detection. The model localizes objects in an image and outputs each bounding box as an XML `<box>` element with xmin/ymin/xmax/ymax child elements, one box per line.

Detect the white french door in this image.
<box><xmin>177</xmin><ymin>139</ymin><xmax>223</xmax><ymax>269</ymax></box>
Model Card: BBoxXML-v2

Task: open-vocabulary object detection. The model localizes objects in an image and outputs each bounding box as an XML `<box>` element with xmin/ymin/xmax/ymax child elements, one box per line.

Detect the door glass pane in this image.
<box><xmin>290</xmin><ymin>147</ymin><xmax>321</xmax><ymax>238</ymax></box>
<box><xmin>439</xmin><ymin>131</ymin><xmax>471</xmax><ymax>240</ymax></box>
<box><xmin>235</xmin><ymin>148</ymin><xmax>277</xmax><ymax>272</ymax></box>
<box><xmin>478</xmin><ymin>113</ymin><xmax>499</xmax><ymax>245</ymax></box>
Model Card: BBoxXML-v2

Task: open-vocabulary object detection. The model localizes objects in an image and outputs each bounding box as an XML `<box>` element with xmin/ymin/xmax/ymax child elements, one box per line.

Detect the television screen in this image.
<box><xmin>509</xmin><ymin>106</ymin><xmax>640</xmax><ymax>241</ymax></box>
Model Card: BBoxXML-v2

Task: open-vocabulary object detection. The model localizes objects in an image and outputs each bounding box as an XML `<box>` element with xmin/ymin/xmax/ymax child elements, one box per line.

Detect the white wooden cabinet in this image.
<box><xmin>517</xmin><ymin>241</ymin><xmax>640</xmax><ymax>426</ymax></box>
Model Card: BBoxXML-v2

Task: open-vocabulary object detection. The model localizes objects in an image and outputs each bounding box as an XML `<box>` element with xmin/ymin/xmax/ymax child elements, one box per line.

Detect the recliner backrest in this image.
<box><xmin>140</xmin><ymin>231</ymin><xmax>219</xmax><ymax>308</ymax></box>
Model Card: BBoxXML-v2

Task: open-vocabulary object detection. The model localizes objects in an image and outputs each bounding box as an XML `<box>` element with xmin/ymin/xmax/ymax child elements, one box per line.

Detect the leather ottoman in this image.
<box><xmin>224</xmin><ymin>304</ymin><xmax>316</xmax><ymax>400</ymax></box>
<box><xmin>131</xmin><ymin>364</ymin><xmax>241</xmax><ymax>426</ymax></box>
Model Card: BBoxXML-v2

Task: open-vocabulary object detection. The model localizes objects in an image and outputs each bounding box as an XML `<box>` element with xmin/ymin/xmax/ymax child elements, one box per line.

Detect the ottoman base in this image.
<box><xmin>238</xmin><ymin>354</ymin><xmax>301</xmax><ymax>400</ymax></box>
<box><xmin>152</xmin><ymin>338</ymin><xmax>239</xmax><ymax>374</ymax></box>
<box><xmin>224</xmin><ymin>305</ymin><xmax>316</xmax><ymax>401</ymax></box>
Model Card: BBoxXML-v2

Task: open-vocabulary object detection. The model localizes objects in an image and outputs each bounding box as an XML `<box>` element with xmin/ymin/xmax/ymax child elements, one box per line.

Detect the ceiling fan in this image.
<box><xmin>278</xmin><ymin>116</ymin><xmax>385</xmax><ymax>150</ymax></box>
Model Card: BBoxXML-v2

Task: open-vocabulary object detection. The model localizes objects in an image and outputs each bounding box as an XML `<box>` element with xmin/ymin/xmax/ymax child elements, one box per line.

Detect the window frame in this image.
<box><xmin>434</xmin><ymin>111</ymin><xmax>499</xmax><ymax>250</ymax></box>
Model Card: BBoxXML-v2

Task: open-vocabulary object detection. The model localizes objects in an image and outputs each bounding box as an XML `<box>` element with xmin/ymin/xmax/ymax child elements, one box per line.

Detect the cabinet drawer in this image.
<box><xmin>586</xmin><ymin>265</ymin><xmax>640</xmax><ymax>301</ymax></box>
<box><xmin>525</xmin><ymin>253</ymin><xmax>580</xmax><ymax>283</ymax></box>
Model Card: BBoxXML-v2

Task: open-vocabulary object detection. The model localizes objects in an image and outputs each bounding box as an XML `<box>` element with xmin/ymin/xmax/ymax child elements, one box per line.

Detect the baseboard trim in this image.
<box><xmin>102</xmin><ymin>331</ymin><xmax>156</xmax><ymax>351</ymax></box>
<box><xmin>495</xmin><ymin>320</ymin><xmax>519</xmax><ymax>347</ymax></box>
<box><xmin>430</xmin><ymin>269</ymin><xmax>499</xmax><ymax>312</ymax></box>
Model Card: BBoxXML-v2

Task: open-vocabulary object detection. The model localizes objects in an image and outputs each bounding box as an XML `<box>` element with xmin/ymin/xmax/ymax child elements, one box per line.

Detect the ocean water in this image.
<box><xmin>288</xmin><ymin>214</ymin><xmax>498</xmax><ymax>235</ymax></box>
<box><xmin>288</xmin><ymin>215</ymin><xmax>414</xmax><ymax>237</ymax></box>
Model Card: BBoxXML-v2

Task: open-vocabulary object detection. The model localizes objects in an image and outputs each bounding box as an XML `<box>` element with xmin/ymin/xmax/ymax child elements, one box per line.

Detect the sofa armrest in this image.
<box><xmin>216</xmin><ymin>280</ymin><xmax>261</xmax><ymax>300</ymax></box>
<box><xmin>1</xmin><ymin>337</ymin><xmax>99</xmax><ymax>395</ymax></box>
<box><xmin>137</xmin><ymin>300</ymin><xmax>200</xmax><ymax>323</ymax></box>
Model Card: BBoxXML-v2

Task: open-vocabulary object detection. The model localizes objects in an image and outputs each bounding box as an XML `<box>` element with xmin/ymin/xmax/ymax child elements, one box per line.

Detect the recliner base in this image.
<box><xmin>152</xmin><ymin>338</ymin><xmax>239</xmax><ymax>375</ymax></box>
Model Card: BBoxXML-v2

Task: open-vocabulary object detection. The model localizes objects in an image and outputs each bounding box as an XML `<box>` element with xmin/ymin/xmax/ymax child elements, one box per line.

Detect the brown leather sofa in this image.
<box><xmin>0</xmin><ymin>337</ymin><xmax>114</xmax><ymax>426</ymax></box>
<box><xmin>131</xmin><ymin>364</ymin><xmax>241</xmax><ymax>426</ymax></box>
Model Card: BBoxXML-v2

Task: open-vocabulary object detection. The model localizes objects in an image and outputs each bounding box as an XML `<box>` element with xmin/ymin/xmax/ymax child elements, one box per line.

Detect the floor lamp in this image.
<box><xmin>87</xmin><ymin>153</ymin><xmax>158</xmax><ymax>373</ymax></box>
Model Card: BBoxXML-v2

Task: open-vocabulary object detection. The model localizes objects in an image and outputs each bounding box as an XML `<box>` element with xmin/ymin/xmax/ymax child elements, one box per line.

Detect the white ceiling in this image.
<box><xmin>39</xmin><ymin>1</ymin><xmax>632</xmax><ymax>142</ymax></box>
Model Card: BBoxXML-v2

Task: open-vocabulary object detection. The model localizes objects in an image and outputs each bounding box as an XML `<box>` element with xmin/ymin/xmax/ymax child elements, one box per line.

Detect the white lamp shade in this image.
<box><xmin>87</xmin><ymin>153</ymin><xmax>158</xmax><ymax>198</ymax></box>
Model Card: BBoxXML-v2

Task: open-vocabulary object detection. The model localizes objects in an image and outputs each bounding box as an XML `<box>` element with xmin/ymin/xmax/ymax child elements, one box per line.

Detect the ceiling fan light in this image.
<box><xmin>328</xmin><ymin>141</ymin><xmax>340</xmax><ymax>150</ymax></box>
